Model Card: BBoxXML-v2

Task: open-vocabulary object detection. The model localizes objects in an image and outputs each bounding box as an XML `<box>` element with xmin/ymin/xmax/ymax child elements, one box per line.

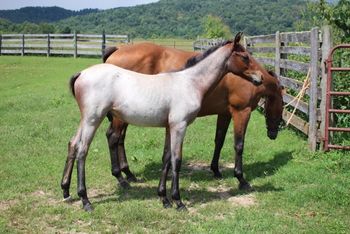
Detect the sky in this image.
<box><xmin>0</xmin><ymin>0</ymin><xmax>160</xmax><ymax>11</ymax></box>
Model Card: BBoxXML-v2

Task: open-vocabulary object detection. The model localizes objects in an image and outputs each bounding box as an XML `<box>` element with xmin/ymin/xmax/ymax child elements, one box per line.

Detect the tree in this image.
<box><xmin>202</xmin><ymin>15</ymin><xmax>232</xmax><ymax>39</ymax></box>
<box><xmin>305</xmin><ymin>0</ymin><xmax>350</xmax><ymax>42</ymax></box>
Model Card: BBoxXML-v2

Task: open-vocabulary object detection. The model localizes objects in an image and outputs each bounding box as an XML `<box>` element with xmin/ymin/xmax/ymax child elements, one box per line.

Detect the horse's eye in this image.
<box><xmin>241</xmin><ymin>54</ymin><xmax>249</xmax><ymax>64</ymax></box>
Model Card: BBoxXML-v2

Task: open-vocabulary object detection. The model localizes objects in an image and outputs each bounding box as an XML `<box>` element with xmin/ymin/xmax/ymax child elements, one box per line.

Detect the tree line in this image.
<box><xmin>0</xmin><ymin>0</ymin><xmax>348</xmax><ymax>42</ymax></box>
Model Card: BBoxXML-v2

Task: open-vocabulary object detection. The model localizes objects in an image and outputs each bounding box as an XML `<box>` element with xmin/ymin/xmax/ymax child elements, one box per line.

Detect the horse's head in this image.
<box><xmin>225</xmin><ymin>32</ymin><xmax>263</xmax><ymax>85</ymax></box>
<box><xmin>264</xmin><ymin>71</ymin><xmax>285</xmax><ymax>140</ymax></box>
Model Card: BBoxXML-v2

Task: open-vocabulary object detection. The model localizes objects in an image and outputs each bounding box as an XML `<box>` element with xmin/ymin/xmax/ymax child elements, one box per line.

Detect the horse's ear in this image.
<box><xmin>234</xmin><ymin>32</ymin><xmax>243</xmax><ymax>45</ymax></box>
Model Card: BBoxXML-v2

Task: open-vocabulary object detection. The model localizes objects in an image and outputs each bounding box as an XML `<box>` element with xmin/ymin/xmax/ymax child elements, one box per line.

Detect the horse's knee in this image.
<box><xmin>234</xmin><ymin>141</ymin><xmax>244</xmax><ymax>155</ymax></box>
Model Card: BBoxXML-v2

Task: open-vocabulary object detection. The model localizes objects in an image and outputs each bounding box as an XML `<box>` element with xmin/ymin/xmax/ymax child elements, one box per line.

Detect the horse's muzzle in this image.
<box><xmin>250</xmin><ymin>73</ymin><xmax>263</xmax><ymax>85</ymax></box>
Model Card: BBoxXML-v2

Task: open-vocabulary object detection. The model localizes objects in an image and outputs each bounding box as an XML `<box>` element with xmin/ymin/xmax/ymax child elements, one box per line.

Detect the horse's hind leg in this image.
<box><xmin>117</xmin><ymin>124</ymin><xmax>137</xmax><ymax>182</ymax></box>
<box><xmin>75</xmin><ymin>118</ymin><xmax>103</xmax><ymax>212</ymax></box>
<box><xmin>106</xmin><ymin>119</ymin><xmax>130</xmax><ymax>189</ymax></box>
<box><xmin>210</xmin><ymin>113</ymin><xmax>231</xmax><ymax>178</ymax></box>
<box><xmin>61</xmin><ymin>131</ymin><xmax>81</xmax><ymax>201</ymax></box>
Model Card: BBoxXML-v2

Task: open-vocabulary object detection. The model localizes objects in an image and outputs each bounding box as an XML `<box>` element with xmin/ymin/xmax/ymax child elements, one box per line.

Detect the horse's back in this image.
<box><xmin>105</xmin><ymin>42</ymin><xmax>196</xmax><ymax>74</ymax></box>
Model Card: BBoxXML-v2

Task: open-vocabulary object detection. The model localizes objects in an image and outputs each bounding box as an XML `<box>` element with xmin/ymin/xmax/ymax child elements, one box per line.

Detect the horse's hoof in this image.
<box><xmin>176</xmin><ymin>204</ymin><xmax>187</xmax><ymax>212</ymax></box>
<box><xmin>239</xmin><ymin>182</ymin><xmax>253</xmax><ymax>191</ymax></box>
<box><xmin>62</xmin><ymin>196</ymin><xmax>73</xmax><ymax>203</ymax></box>
<box><xmin>119</xmin><ymin>180</ymin><xmax>131</xmax><ymax>189</ymax></box>
<box><xmin>126</xmin><ymin>175</ymin><xmax>138</xmax><ymax>183</ymax></box>
<box><xmin>162</xmin><ymin>198</ymin><xmax>172</xmax><ymax>209</ymax></box>
<box><xmin>83</xmin><ymin>203</ymin><xmax>94</xmax><ymax>212</ymax></box>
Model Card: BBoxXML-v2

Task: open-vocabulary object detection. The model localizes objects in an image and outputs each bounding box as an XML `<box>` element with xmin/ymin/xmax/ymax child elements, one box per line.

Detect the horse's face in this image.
<box><xmin>264</xmin><ymin>71</ymin><xmax>285</xmax><ymax>140</ymax></box>
<box><xmin>226</xmin><ymin>33</ymin><xmax>263</xmax><ymax>85</ymax></box>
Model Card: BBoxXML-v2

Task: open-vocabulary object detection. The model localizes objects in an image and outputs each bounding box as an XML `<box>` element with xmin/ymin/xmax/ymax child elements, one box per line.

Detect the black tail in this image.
<box><xmin>103</xmin><ymin>46</ymin><xmax>118</xmax><ymax>63</ymax></box>
<box><xmin>69</xmin><ymin>72</ymin><xmax>81</xmax><ymax>97</ymax></box>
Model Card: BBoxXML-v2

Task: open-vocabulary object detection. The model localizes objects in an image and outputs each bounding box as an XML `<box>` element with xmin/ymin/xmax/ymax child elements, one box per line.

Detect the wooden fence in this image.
<box><xmin>0</xmin><ymin>32</ymin><xmax>129</xmax><ymax>58</ymax></box>
<box><xmin>244</xmin><ymin>26</ymin><xmax>332</xmax><ymax>151</ymax></box>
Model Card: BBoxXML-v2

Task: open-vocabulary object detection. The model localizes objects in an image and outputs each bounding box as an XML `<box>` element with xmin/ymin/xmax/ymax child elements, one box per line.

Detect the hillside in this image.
<box><xmin>0</xmin><ymin>7</ymin><xmax>98</xmax><ymax>23</ymax></box>
<box><xmin>0</xmin><ymin>0</ymin><xmax>311</xmax><ymax>38</ymax></box>
<box><xmin>55</xmin><ymin>0</ymin><xmax>308</xmax><ymax>38</ymax></box>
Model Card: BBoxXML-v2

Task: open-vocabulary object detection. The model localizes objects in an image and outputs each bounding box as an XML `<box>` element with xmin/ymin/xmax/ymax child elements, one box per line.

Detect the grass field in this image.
<box><xmin>0</xmin><ymin>56</ymin><xmax>349</xmax><ymax>233</ymax></box>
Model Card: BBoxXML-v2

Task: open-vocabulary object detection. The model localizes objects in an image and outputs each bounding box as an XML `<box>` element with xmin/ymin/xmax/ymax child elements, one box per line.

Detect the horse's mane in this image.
<box><xmin>184</xmin><ymin>40</ymin><xmax>233</xmax><ymax>69</ymax></box>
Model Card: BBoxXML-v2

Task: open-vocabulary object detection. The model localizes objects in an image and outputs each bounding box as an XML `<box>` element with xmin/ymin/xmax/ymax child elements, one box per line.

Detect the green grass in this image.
<box><xmin>0</xmin><ymin>56</ymin><xmax>349</xmax><ymax>233</ymax></box>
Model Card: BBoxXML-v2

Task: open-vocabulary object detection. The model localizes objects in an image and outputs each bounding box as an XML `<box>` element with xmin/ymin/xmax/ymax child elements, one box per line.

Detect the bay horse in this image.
<box><xmin>100</xmin><ymin>40</ymin><xmax>284</xmax><ymax>191</ymax></box>
<box><xmin>61</xmin><ymin>33</ymin><xmax>262</xmax><ymax>211</ymax></box>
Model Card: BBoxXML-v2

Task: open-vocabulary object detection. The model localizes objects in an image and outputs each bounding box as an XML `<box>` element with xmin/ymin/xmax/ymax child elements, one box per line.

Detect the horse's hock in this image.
<box><xmin>242</xmin><ymin>26</ymin><xmax>349</xmax><ymax>151</ymax></box>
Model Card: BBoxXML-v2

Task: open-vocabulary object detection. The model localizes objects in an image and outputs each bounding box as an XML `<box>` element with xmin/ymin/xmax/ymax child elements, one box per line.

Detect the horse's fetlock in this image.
<box><xmin>172</xmin><ymin>191</ymin><xmax>181</xmax><ymax>201</ymax></box>
<box><xmin>77</xmin><ymin>189</ymin><xmax>87</xmax><ymax>198</ymax></box>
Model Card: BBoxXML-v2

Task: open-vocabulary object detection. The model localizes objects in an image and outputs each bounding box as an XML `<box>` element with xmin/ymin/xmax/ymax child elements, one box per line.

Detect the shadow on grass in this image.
<box><xmin>93</xmin><ymin>181</ymin><xmax>283</xmax><ymax>206</ymax></box>
<box><xmin>85</xmin><ymin>151</ymin><xmax>291</xmax><ymax>206</ymax></box>
<box><xmin>138</xmin><ymin>150</ymin><xmax>293</xmax><ymax>183</ymax></box>
<box><xmin>90</xmin><ymin>151</ymin><xmax>291</xmax><ymax>206</ymax></box>
<box><xmin>244</xmin><ymin>151</ymin><xmax>293</xmax><ymax>181</ymax></box>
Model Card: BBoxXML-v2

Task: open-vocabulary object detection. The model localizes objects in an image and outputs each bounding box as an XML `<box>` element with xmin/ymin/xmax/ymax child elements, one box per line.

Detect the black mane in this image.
<box><xmin>184</xmin><ymin>40</ymin><xmax>233</xmax><ymax>69</ymax></box>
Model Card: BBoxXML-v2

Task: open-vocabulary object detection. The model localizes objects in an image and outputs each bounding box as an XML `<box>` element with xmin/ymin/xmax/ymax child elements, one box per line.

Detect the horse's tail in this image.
<box><xmin>69</xmin><ymin>72</ymin><xmax>81</xmax><ymax>97</ymax></box>
<box><xmin>103</xmin><ymin>46</ymin><xmax>118</xmax><ymax>63</ymax></box>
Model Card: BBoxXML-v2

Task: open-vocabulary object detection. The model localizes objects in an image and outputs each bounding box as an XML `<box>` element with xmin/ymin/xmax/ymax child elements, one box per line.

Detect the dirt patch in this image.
<box><xmin>31</xmin><ymin>190</ymin><xmax>59</xmax><ymax>206</ymax></box>
<box><xmin>0</xmin><ymin>199</ymin><xmax>18</xmax><ymax>211</ymax></box>
<box><xmin>227</xmin><ymin>194</ymin><xmax>256</xmax><ymax>207</ymax></box>
<box><xmin>185</xmin><ymin>161</ymin><xmax>211</xmax><ymax>172</ymax></box>
<box><xmin>207</xmin><ymin>185</ymin><xmax>257</xmax><ymax>207</ymax></box>
<box><xmin>185</xmin><ymin>161</ymin><xmax>235</xmax><ymax>172</ymax></box>
<box><xmin>207</xmin><ymin>185</ymin><xmax>231</xmax><ymax>199</ymax></box>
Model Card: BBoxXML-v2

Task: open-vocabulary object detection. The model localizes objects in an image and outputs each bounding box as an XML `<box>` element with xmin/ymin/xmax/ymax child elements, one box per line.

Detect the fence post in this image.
<box><xmin>73</xmin><ymin>31</ymin><xmax>77</xmax><ymax>58</ymax></box>
<box><xmin>275</xmin><ymin>31</ymin><xmax>281</xmax><ymax>76</ymax></box>
<box><xmin>47</xmin><ymin>34</ymin><xmax>50</xmax><ymax>57</ymax></box>
<box><xmin>280</xmin><ymin>34</ymin><xmax>287</xmax><ymax>77</ymax></box>
<box><xmin>308</xmin><ymin>27</ymin><xmax>320</xmax><ymax>151</ymax></box>
<box><xmin>0</xmin><ymin>34</ymin><xmax>2</xmax><ymax>55</ymax></box>
<box><xmin>319</xmin><ymin>25</ymin><xmax>333</xmax><ymax>150</ymax></box>
<box><xmin>101</xmin><ymin>30</ymin><xmax>106</xmax><ymax>61</ymax></box>
<box><xmin>21</xmin><ymin>34</ymin><xmax>25</xmax><ymax>56</ymax></box>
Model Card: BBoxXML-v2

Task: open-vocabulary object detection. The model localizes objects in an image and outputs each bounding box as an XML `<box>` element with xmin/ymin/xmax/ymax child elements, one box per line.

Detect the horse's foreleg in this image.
<box><xmin>106</xmin><ymin>120</ymin><xmax>129</xmax><ymax>189</ymax></box>
<box><xmin>210</xmin><ymin>113</ymin><xmax>231</xmax><ymax>178</ymax></box>
<box><xmin>169</xmin><ymin>122</ymin><xmax>187</xmax><ymax>211</ymax></box>
<box><xmin>231</xmin><ymin>108</ymin><xmax>252</xmax><ymax>190</ymax></box>
<box><xmin>117</xmin><ymin>124</ymin><xmax>137</xmax><ymax>182</ymax></box>
<box><xmin>157</xmin><ymin>128</ymin><xmax>172</xmax><ymax>208</ymax></box>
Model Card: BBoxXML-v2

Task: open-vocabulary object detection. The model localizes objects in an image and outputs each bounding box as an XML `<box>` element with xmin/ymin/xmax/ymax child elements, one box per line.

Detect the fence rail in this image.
<box><xmin>0</xmin><ymin>33</ymin><xmax>129</xmax><ymax>58</ymax></box>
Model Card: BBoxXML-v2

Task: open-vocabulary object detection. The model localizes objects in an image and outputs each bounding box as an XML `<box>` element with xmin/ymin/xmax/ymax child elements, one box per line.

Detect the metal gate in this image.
<box><xmin>324</xmin><ymin>44</ymin><xmax>350</xmax><ymax>151</ymax></box>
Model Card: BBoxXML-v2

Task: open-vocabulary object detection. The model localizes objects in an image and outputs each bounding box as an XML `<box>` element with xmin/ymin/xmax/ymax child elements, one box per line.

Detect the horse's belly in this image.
<box><xmin>112</xmin><ymin>108</ymin><xmax>168</xmax><ymax>127</ymax></box>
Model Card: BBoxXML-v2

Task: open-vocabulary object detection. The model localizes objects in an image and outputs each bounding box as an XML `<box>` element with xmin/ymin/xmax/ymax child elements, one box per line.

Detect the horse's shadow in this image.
<box><xmin>93</xmin><ymin>151</ymin><xmax>292</xmax><ymax>205</ymax></box>
<box><xmin>139</xmin><ymin>150</ymin><xmax>292</xmax><ymax>182</ymax></box>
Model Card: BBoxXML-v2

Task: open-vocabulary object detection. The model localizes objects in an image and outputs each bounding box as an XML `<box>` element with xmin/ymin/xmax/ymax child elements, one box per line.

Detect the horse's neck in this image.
<box><xmin>182</xmin><ymin>46</ymin><xmax>231</xmax><ymax>95</ymax></box>
<box><xmin>262</xmin><ymin>77</ymin><xmax>279</xmax><ymax>98</ymax></box>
